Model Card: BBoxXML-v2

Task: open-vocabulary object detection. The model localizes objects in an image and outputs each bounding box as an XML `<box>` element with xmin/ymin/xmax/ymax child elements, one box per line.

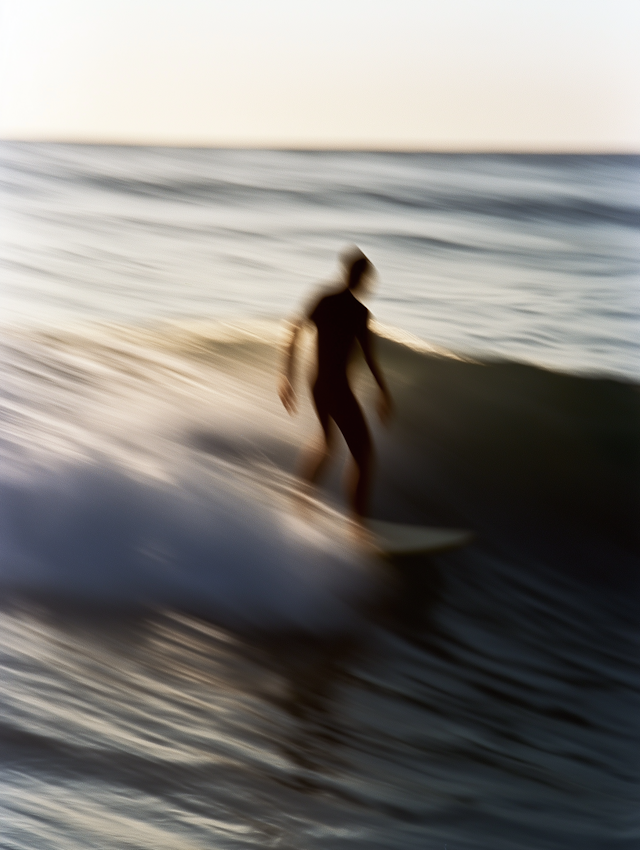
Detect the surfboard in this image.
<box><xmin>255</xmin><ymin>466</ymin><xmax>473</xmax><ymax>557</ymax></box>
<box><xmin>365</xmin><ymin>519</ymin><xmax>473</xmax><ymax>556</ymax></box>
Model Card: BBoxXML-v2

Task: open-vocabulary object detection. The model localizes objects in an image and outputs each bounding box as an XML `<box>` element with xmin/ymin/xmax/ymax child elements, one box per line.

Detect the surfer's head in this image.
<box><xmin>341</xmin><ymin>246</ymin><xmax>373</xmax><ymax>293</ymax></box>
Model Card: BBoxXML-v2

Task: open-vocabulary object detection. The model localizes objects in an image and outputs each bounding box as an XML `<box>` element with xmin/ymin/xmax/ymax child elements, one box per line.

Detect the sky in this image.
<box><xmin>0</xmin><ymin>0</ymin><xmax>639</xmax><ymax>150</ymax></box>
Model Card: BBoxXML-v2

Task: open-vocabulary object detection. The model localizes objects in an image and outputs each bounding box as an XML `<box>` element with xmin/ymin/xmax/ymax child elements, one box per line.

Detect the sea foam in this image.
<box><xmin>0</xmin><ymin>458</ymin><xmax>372</xmax><ymax>632</ymax></box>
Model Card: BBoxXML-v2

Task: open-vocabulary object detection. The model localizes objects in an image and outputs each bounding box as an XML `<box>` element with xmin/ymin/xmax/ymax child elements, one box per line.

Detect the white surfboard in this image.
<box><xmin>366</xmin><ymin>519</ymin><xmax>473</xmax><ymax>556</ymax></box>
<box><xmin>254</xmin><ymin>467</ymin><xmax>473</xmax><ymax>557</ymax></box>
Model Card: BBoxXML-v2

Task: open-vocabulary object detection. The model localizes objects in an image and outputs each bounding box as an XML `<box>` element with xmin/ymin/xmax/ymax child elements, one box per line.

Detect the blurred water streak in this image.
<box><xmin>1</xmin><ymin>144</ymin><xmax>639</xmax><ymax>379</ymax></box>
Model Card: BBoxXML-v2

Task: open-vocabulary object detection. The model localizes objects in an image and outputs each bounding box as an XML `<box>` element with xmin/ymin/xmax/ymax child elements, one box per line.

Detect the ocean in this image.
<box><xmin>0</xmin><ymin>143</ymin><xmax>639</xmax><ymax>848</ymax></box>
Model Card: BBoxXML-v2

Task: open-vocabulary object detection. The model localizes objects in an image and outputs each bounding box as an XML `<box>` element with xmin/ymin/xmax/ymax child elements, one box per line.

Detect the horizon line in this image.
<box><xmin>2</xmin><ymin>137</ymin><xmax>639</xmax><ymax>155</ymax></box>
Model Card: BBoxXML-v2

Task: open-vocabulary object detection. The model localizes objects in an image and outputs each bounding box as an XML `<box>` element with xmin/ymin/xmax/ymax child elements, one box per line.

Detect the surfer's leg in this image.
<box><xmin>299</xmin><ymin>427</ymin><xmax>334</xmax><ymax>486</ymax></box>
<box><xmin>332</xmin><ymin>389</ymin><xmax>372</xmax><ymax>519</ymax></box>
<box><xmin>300</xmin><ymin>382</ymin><xmax>335</xmax><ymax>486</ymax></box>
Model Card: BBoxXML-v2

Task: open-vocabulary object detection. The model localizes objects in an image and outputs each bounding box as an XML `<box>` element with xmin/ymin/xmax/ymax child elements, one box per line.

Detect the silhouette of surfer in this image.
<box><xmin>279</xmin><ymin>248</ymin><xmax>391</xmax><ymax>519</ymax></box>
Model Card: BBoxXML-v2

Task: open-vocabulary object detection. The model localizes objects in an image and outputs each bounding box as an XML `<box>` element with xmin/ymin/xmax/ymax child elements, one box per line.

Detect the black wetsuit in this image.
<box><xmin>309</xmin><ymin>289</ymin><xmax>371</xmax><ymax>465</ymax></box>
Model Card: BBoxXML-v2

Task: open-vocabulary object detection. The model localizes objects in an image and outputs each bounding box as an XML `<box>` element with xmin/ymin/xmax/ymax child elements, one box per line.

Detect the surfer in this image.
<box><xmin>279</xmin><ymin>248</ymin><xmax>392</xmax><ymax>519</ymax></box>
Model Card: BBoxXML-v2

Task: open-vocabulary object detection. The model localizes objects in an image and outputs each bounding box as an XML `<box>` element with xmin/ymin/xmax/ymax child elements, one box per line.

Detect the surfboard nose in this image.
<box><xmin>365</xmin><ymin>520</ymin><xmax>473</xmax><ymax>556</ymax></box>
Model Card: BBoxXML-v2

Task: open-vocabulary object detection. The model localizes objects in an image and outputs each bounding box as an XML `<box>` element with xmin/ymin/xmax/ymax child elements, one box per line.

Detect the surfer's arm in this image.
<box><xmin>280</xmin><ymin>291</ymin><xmax>323</xmax><ymax>414</ymax></box>
<box><xmin>279</xmin><ymin>316</ymin><xmax>305</xmax><ymax>415</ymax></box>
<box><xmin>360</xmin><ymin>322</ymin><xmax>392</xmax><ymax>422</ymax></box>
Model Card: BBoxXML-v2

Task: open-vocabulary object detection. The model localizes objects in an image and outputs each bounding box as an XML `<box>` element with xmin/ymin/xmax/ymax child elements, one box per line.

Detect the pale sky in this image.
<box><xmin>1</xmin><ymin>0</ymin><xmax>639</xmax><ymax>150</ymax></box>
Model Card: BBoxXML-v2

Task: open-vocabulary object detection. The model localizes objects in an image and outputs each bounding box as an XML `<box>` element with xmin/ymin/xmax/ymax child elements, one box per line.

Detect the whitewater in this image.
<box><xmin>0</xmin><ymin>144</ymin><xmax>638</xmax><ymax>849</ymax></box>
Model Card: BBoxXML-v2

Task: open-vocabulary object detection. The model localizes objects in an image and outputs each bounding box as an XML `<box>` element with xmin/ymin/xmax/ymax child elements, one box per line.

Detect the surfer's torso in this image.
<box><xmin>309</xmin><ymin>288</ymin><xmax>369</xmax><ymax>388</ymax></box>
<box><xmin>307</xmin><ymin>287</ymin><xmax>371</xmax><ymax>467</ymax></box>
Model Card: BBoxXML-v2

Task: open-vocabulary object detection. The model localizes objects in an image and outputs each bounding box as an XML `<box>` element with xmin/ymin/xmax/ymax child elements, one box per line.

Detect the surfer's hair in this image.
<box><xmin>342</xmin><ymin>247</ymin><xmax>372</xmax><ymax>290</ymax></box>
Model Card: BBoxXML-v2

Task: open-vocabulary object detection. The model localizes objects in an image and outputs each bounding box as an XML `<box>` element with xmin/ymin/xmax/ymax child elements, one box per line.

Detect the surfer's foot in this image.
<box><xmin>291</xmin><ymin>479</ymin><xmax>318</xmax><ymax>519</ymax></box>
<box><xmin>353</xmin><ymin>524</ymin><xmax>377</xmax><ymax>553</ymax></box>
<box><xmin>345</xmin><ymin>454</ymin><xmax>371</xmax><ymax>521</ymax></box>
<box><xmin>347</xmin><ymin>512</ymin><xmax>373</xmax><ymax>546</ymax></box>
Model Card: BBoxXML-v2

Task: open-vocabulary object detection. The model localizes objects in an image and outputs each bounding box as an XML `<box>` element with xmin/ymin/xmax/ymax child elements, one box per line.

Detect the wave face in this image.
<box><xmin>372</xmin><ymin>336</ymin><xmax>640</xmax><ymax>585</ymax></box>
<box><xmin>0</xmin><ymin>320</ymin><xmax>637</xmax><ymax>619</ymax></box>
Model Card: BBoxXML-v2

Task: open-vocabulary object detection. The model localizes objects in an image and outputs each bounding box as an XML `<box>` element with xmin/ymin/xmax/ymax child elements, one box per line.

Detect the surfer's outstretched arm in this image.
<box><xmin>359</xmin><ymin>322</ymin><xmax>392</xmax><ymax>422</ymax></box>
<box><xmin>279</xmin><ymin>317</ymin><xmax>304</xmax><ymax>415</ymax></box>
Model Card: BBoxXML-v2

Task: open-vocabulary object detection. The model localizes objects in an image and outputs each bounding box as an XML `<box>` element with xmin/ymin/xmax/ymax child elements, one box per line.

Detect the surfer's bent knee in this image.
<box><xmin>337</xmin><ymin>404</ymin><xmax>371</xmax><ymax>469</ymax></box>
<box><xmin>312</xmin><ymin>380</ymin><xmax>371</xmax><ymax>465</ymax></box>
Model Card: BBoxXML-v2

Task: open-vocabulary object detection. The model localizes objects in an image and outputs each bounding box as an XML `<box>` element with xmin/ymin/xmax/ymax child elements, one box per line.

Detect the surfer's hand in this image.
<box><xmin>376</xmin><ymin>389</ymin><xmax>392</xmax><ymax>424</ymax></box>
<box><xmin>279</xmin><ymin>377</ymin><xmax>297</xmax><ymax>415</ymax></box>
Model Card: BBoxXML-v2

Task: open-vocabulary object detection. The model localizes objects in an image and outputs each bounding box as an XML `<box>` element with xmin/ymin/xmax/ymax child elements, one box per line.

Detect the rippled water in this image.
<box><xmin>2</xmin><ymin>561</ymin><xmax>638</xmax><ymax>849</ymax></box>
<box><xmin>0</xmin><ymin>145</ymin><xmax>638</xmax><ymax>848</ymax></box>
<box><xmin>2</xmin><ymin>145</ymin><xmax>639</xmax><ymax>377</ymax></box>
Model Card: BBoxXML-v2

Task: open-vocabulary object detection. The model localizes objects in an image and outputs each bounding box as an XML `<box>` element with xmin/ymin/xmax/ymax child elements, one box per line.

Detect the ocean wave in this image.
<box><xmin>1</xmin><ymin>319</ymin><xmax>637</xmax><ymax>624</ymax></box>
